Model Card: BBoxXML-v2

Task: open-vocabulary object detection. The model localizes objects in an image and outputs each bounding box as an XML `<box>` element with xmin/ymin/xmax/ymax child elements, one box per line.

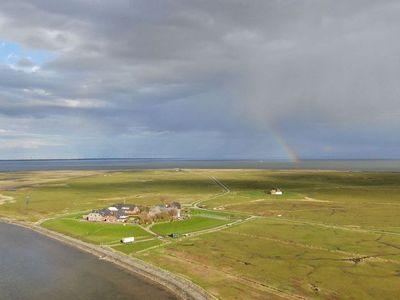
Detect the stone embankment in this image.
<box><xmin>0</xmin><ymin>218</ymin><xmax>215</xmax><ymax>300</ymax></box>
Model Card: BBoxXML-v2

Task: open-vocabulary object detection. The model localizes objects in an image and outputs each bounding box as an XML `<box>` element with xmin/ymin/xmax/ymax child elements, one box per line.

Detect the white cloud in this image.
<box><xmin>0</xmin><ymin>138</ymin><xmax>63</xmax><ymax>149</ymax></box>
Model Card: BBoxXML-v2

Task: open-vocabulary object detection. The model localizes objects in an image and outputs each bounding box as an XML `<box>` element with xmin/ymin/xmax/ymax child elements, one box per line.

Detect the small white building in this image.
<box><xmin>270</xmin><ymin>188</ymin><xmax>283</xmax><ymax>195</ymax></box>
<box><xmin>121</xmin><ymin>237</ymin><xmax>135</xmax><ymax>244</ymax></box>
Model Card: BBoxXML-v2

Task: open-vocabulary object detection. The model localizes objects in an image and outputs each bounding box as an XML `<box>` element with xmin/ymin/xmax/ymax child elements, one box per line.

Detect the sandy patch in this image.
<box><xmin>32</xmin><ymin>183</ymin><xmax>70</xmax><ymax>188</ymax></box>
<box><xmin>250</xmin><ymin>199</ymin><xmax>267</xmax><ymax>203</ymax></box>
<box><xmin>298</xmin><ymin>197</ymin><xmax>331</xmax><ymax>203</ymax></box>
<box><xmin>250</xmin><ymin>197</ymin><xmax>332</xmax><ymax>203</ymax></box>
<box><xmin>213</xmin><ymin>207</ymin><xmax>226</xmax><ymax>210</ymax></box>
<box><xmin>97</xmin><ymin>196</ymin><xmax>131</xmax><ymax>201</ymax></box>
<box><xmin>0</xmin><ymin>194</ymin><xmax>15</xmax><ymax>205</ymax></box>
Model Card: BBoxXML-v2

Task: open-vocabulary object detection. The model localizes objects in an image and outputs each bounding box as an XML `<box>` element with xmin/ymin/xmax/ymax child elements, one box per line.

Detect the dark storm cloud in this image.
<box><xmin>0</xmin><ymin>0</ymin><xmax>399</xmax><ymax>158</ymax></box>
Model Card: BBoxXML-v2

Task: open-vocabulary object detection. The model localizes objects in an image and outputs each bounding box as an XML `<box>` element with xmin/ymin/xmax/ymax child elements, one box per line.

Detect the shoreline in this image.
<box><xmin>0</xmin><ymin>218</ymin><xmax>214</xmax><ymax>300</ymax></box>
<box><xmin>2</xmin><ymin>159</ymin><xmax>400</xmax><ymax>173</ymax></box>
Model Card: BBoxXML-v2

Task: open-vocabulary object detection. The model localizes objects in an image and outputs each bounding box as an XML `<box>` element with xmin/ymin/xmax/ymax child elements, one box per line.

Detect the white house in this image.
<box><xmin>270</xmin><ymin>188</ymin><xmax>283</xmax><ymax>195</ymax></box>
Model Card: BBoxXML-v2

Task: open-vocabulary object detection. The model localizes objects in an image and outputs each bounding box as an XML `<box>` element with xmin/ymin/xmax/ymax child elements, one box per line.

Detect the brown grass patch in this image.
<box><xmin>0</xmin><ymin>194</ymin><xmax>15</xmax><ymax>205</ymax></box>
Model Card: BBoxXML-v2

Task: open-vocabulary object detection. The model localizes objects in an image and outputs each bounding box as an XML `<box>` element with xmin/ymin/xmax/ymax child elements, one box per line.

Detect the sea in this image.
<box><xmin>0</xmin><ymin>158</ymin><xmax>400</xmax><ymax>172</ymax></box>
<box><xmin>0</xmin><ymin>222</ymin><xmax>176</xmax><ymax>300</ymax></box>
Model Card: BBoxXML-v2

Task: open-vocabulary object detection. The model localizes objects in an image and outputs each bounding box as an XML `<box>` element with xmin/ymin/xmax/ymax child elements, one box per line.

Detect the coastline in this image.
<box><xmin>0</xmin><ymin>217</ymin><xmax>214</xmax><ymax>300</ymax></box>
<box><xmin>2</xmin><ymin>159</ymin><xmax>400</xmax><ymax>172</ymax></box>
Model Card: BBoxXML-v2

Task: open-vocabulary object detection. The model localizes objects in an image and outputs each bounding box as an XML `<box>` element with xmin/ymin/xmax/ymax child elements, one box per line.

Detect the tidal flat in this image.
<box><xmin>0</xmin><ymin>221</ymin><xmax>176</xmax><ymax>300</ymax></box>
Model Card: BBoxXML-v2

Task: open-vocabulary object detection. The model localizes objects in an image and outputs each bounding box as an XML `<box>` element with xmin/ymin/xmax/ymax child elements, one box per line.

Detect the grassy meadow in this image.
<box><xmin>112</xmin><ymin>239</ymin><xmax>163</xmax><ymax>255</ymax></box>
<box><xmin>150</xmin><ymin>216</ymin><xmax>230</xmax><ymax>236</ymax></box>
<box><xmin>0</xmin><ymin>170</ymin><xmax>220</xmax><ymax>221</ymax></box>
<box><xmin>1</xmin><ymin>169</ymin><xmax>400</xmax><ymax>299</ymax></box>
<box><xmin>42</xmin><ymin>216</ymin><xmax>153</xmax><ymax>244</ymax></box>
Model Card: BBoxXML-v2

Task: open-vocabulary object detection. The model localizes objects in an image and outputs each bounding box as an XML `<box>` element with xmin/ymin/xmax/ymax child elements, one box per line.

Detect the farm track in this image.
<box><xmin>191</xmin><ymin>174</ymin><xmax>231</xmax><ymax>209</ymax></box>
<box><xmin>186</xmin><ymin>216</ymin><xmax>255</xmax><ymax>237</ymax></box>
<box><xmin>209</xmin><ymin>176</ymin><xmax>230</xmax><ymax>193</ymax></box>
<box><xmin>141</xmin><ymin>224</ymin><xmax>158</xmax><ymax>236</ymax></box>
<box><xmin>135</xmin><ymin>240</ymin><xmax>172</xmax><ymax>254</ymax></box>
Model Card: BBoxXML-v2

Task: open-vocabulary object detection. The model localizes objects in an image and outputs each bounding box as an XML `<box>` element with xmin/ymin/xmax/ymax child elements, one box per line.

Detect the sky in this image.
<box><xmin>0</xmin><ymin>0</ymin><xmax>399</xmax><ymax>160</ymax></box>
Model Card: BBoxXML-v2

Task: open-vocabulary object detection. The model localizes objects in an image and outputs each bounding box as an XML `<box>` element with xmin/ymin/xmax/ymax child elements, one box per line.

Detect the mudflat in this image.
<box><xmin>0</xmin><ymin>222</ymin><xmax>176</xmax><ymax>300</ymax></box>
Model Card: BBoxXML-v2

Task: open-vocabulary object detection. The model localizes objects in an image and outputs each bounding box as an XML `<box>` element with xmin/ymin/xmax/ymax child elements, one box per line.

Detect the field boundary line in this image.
<box><xmin>209</xmin><ymin>176</ymin><xmax>230</xmax><ymax>193</ymax></box>
<box><xmin>191</xmin><ymin>174</ymin><xmax>231</xmax><ymax>209</ymax></box>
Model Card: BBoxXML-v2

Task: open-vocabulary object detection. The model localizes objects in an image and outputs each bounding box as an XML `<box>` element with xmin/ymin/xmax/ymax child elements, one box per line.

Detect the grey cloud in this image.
<box><xmin>0</xmin><ymin>0</ymin><xmax>399</xmax><ymax>158</ymax></box>
<box><xmin>16</xmin><ymin>57</ymin><xmax>34</xmax><ymax>67</ymax></box>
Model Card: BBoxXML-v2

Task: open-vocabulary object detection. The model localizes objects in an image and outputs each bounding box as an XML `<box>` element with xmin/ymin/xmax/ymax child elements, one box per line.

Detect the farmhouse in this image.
<box><xmin>270</xmin><ymin>188</ymin><xmax>283</xmax><ymax>195</ymax></box>
<box><xmin>86</xmin><ymin>202</ymin><xmax>182</xmax><ymax>224</ymax></box>
<box><xmin>86</xmin><ymin>211</ymin><xmax>103</xmax><ymax>222</ymax></box>
<box><xmin>85</xmin><ymin>203</ymin><xmax>140</xmax><ymax>223</ymax></box>
<box><xmin>114</xmin><ymin>203</ymin><xmax>140</xmax><ymax>215</ymax></box>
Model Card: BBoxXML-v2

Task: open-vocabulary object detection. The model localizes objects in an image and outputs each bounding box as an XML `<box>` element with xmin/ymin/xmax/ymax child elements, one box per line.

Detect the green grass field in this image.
<box><xmin>42</xmin><ymin>217</ymin><xmax>153</xmax><ymax>244</ymax></box>
<box><xmin>0</xmin><ymin>170</ymin><xmax>220</xmax><ymax>221</ymax></box>
<box><xmin>189</xmin><ymin>208</ymin><xmax>246</xmax><ymax>220</ymax></box>
<box><xmin>150</xmin><ymin>216</ymin><xmax>230</xmax><ymax>236</ymax></box>
<box><xmin>143</xmin><ymin>226</ymin><xmax>400</xmax><ymax>299</ymax></box>
<box><xmin>1</xmin><ymin>169</ymin><xmax>400</xmax><ymax>299</ymax></box>
<box><xmin>112</xmin><ymin>239</ymin><xmax>163</xmax><ymax>254</ymax></box>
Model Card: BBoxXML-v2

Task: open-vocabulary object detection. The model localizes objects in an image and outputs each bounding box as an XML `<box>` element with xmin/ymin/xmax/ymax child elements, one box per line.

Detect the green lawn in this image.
<box><xmin>42</xmin><ymin>217</ymin><xmax>152</xmax><ymax>244</ymax></box>
<box><xmin>112</xmin><ymin>239</ymin><xmax>163</xmax><ymax>254</ymax></box>
<box><xmin>189</xmin><ymin>208</ymin><xmax>246</xmax><ymax>220</ymax></box>
<box><xmin>150</xmin><ymin>216</ymin><xmax>230</xmax><ymax>235</ymax></box>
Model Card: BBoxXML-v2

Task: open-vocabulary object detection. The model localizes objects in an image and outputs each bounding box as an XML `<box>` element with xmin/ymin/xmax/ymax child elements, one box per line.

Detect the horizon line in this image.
<box><xmin>0</xmin><ymin>157</ymin><xmax>400</xmax><ymax>162</ymax></box>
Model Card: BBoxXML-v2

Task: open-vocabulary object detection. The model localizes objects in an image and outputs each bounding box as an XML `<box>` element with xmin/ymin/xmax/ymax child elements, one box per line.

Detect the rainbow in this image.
<box><xmin>270</xmin><ymin>128</ymin><xmax>300</xmax><ymax>163</ymax></box>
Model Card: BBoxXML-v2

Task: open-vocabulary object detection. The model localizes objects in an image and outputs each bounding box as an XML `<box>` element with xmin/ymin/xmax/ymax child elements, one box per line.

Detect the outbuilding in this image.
<box><xmin>121</xmin><ymin>237</ymin><xmax>135</xmax><ymax>243</ymax></box>
<box><xmin>270</xmin><ymin>188</ymin><xmax>283</xmax><ymax>195</ymax></box>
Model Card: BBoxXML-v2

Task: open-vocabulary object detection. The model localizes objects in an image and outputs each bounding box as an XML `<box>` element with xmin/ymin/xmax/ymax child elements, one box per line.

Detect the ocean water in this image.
<box><xmin>0</xmin><ymin>159</ymin><xmax>400</xmax><ymax>172</ymax></box>
<box><xmin>0</xmin><ymin>222</ymin><xmax>176</xmax><ymax>300</ymax></box>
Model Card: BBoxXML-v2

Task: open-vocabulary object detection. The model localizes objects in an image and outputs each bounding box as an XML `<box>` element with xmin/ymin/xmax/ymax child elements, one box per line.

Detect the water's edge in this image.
<box><xmin>1</xmin><ymin>159</ymin><xmax>400</xmax><ymax>172</ymax></box>
<box><xmin>0</xmin><ymin>218</ymin><xmax>214</xmax><ymax>300</ymax></box>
